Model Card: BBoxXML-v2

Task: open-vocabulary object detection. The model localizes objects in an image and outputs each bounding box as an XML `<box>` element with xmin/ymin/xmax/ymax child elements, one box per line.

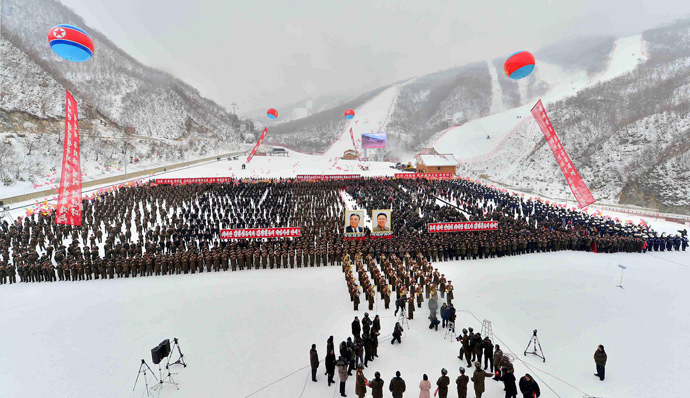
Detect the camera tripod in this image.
<box><xmin>444</xmin><ymin>321</ymin><xmax>455</xmax><ymax>341</ymax></box>
<box><xmin>523</xmin><ymin>330</ymin><xmax>545</xmax><ymax>362</ymax></box>
<box><xmin>151</xmin><ymin>359</ymin><xmax>179</xmax><ymax>393</ymax></box>
<box><xmin>167</xmin><ymin>337</ymin><xmax>187</xmax><ymax>368</ymax></box>
<box><xmin>397</xmin><ymin>308</ymin><xmax>409</xmax><ymax>329</ymax></box>
<box><xmin>132</xmin><ymin>359</ymin><xmax>158</xmax><ymax>397</ymax></box>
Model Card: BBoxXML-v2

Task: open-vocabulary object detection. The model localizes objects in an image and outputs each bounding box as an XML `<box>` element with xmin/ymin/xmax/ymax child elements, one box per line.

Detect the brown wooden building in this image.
<box><xmin>343</xmin><ymin>149</ymin><xmax>359</xmax><ymax>160</ymax></box>
<box><xmin>415</xmin><ymin>154</ymin><xmax>459</xmax><ymax>174</ymax></box>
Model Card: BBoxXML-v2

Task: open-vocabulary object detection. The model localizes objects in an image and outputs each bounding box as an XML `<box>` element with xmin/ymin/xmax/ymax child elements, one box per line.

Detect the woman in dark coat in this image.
<box><xmin>326</xmin><ymin>349</ymin><xmax>337</xmax><ymax>386</ymax></box>
<box><xmin>500</xmin><ymin>369</ymin><xmax>517</xmax><ymax>398</ymax></box>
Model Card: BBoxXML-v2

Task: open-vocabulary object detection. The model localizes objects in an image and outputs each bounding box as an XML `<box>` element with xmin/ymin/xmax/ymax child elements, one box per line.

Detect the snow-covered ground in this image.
<box><xmin>0</xmin><ymin>248</ymin><xmax>687</xmax><ymax>398</ymax></box>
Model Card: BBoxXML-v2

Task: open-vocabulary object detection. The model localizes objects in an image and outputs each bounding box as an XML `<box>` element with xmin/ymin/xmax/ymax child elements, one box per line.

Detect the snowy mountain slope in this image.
<box><xmin>0</xmin><ymin>0</ymin><xmax>253</xmax><ymax>190</ymax></box>
<box><xmin>1</xmin><ymin>0</ymin><xmax>247</xmax><ymax>141</ymax></box>
<box><xmin>246</xmin><ymin>93</ymin><xmax>355</xmax><ymax>124</ymax></box>
<box><xmin>265</xmin><ymin>35</ymin><xmax>618</xmax><ymax>157</ymax></box>
<box><xmin>458</xmin><ymin>24</ymin><xmax>690</xmax><ymax>213</ymax></box>
<box><xmin>263</xmin><ymin>84</ymin><xmax>394</xmax><ymax>154</ymax></box>
<box><xmin>321</xmin><ymin>84</ymin><xmax>401</xmax><ymax>160</ymax></box>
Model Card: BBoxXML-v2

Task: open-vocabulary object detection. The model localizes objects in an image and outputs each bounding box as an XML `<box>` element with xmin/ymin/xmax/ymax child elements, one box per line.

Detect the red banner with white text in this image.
<box><xmin>56</xmin><ymin>90</ymin><xmax>82</xmax><ymax>226</ymax></box>
<box><xmin>296</xmin><ymin>174</ymin><xmax>360</xmax><ymax>181</ymax></box>
<box><xmin>246</xmin><ymin>127</ymin><xmax>268</xmax><ymax>163</ymax></box>
<box><xmin>428</xmin><ymin>221</ymin><xmax>498</xmax><ymax>233</ymax></box>
<box><xmin>220</xmin><ymin>227</ymin><xmax>301</xmax><ymax>239</ymax></box>
<box><xmin>395</xmin><ymin>173</ymin><xmax>455</xmax><ymax>180</ymax></box>
<box><xmin>156</xmin><ymin>178</ymin><xmax>235</xmax><ymax>185</ymax></box>
<box><xmin>531</xmin><ymin>100</ymin><xmax>596</xmax><ymax>208</ymax></box>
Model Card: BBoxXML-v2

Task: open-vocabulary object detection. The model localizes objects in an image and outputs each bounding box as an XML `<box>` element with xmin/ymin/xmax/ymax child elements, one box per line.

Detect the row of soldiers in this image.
<box><xmin>1</xmin><ymin>175</ymin><xmax>680</xmax><ymax>286</ymax></box>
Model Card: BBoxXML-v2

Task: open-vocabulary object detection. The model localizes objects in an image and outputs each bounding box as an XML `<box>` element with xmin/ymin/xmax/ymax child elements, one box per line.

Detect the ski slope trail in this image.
<box><xmin>430</xmin><ymin>35</ymin><xmax>646</xmax><ymax>161</ymax></box>
<box><xmin>323</xmin><ymin>85</ymin><xmax>399</xmax><ymax>159</ymax></box>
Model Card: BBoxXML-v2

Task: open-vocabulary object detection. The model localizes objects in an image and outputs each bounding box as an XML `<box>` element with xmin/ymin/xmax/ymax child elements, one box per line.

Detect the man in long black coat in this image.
<box><xmin>352</xmin><ymin>316</ymin><xmax>361</xmax><ymax>339</ymax></box>
<box><xmin>389</xmin><ymin>371</ymin><xmax>406</xmax><ymax>398</ymax></box>
<box><xmin>518</xmin><ymin>374</ymin><xmax>540</xmax><ymax>397</ymax></box>
<box><xmin>310</xmin><ymin>344</ymin><xmax>319</xmax><ymax>382</ymax></box>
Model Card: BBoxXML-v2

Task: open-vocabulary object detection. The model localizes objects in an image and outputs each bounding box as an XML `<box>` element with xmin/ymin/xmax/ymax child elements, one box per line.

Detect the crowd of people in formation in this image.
<box><xmin>0</xmin><ymin>176</ymin><xmax>687</xmax><ymax>286</ymax></box>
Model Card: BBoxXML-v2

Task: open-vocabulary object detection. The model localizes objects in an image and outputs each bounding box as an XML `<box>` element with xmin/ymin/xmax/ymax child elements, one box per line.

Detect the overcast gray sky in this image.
<box><xmin>59</xmin><ymin>0</ymin><xmax>687</xmax><ymax>113</ymax></box>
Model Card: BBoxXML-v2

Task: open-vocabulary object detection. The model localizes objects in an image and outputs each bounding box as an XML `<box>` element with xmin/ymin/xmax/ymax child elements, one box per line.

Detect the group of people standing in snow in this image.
<box><xmin>2</xmin><ymin>174</ymin><xmax>681</xmax><ymax>287</ymax></box>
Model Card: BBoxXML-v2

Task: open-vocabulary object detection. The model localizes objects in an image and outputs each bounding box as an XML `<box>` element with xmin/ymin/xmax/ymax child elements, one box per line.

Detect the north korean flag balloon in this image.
<box><xmin>504</xmin><ymin>51</ymin><xmax>535</xmax><ymax>80</ymax></box>
<box><xmin>344</xmin><ymin>109</ymin><xmax>355</xmax><ymax>120</ymax></box>
<box><xmin>48</xmin><ymin>24</ymin><xmax>95</xmax><ymax>62</ymax></box>
<box><xmin>267</xmin><ymin>108</ymin><xmax>279</xmax><ymax>120</ymax></box>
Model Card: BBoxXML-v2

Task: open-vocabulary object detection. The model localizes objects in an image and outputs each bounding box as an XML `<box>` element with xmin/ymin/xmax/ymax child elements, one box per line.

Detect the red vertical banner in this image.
<box><xmin>56</xmin><ymin>90</ymin><xmax>83</xmax><ymax>225</ymax></box>
<box><xmin>246</xmin><ymin>127</ymin><xmax>268</xmax><ymax>163</ymax></box>
<box><xmin>349</xmin><ymin>128</ymin><xmax>360</xmax><ymax>160</ymax></box>
<box><xmin>531</xmin><ymin>100</ymin><xmax>595</xmax><ymax>208</ymax></box>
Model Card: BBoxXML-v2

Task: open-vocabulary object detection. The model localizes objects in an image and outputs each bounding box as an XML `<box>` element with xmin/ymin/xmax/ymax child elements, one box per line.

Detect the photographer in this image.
<box><xmin>391</xmin><ymin>322</ymin><xmax>404</xmax><ymax>345</ymax></box>
<box><xmin>428</xmin><ymin>312</ymin><xmax>440</xmax><ymax>331</ymax></box>
<box><xmin>394</xmin><ymin>295</ymin><xmax>406</xmax><ymax>316</ymax></box>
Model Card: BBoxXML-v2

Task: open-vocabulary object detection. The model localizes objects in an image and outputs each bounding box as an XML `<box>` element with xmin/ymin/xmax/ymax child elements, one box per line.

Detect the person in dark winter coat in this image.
<box><xmin>327</xmin><ymin>336</ymin><xmax>335</xmax><ymax>357</ymax></box>
<box><xmin>428</xmin><ymin>312</ymin><xmax>440</xmax><ymax>331</ymax></box>
<box><xmin>594</xmin><ymin>345</ymin><xmax>607</xmax><ymax>381</ymax></box>
<box><xmin>372</xmin><ymin>315</ymin><xmax>381</xmax><ymax>335</ymax></box>
<box><xmin>368</xmin><ymin>371</ymin><xmax>385</xmax><ymax>398</ymax></box>
<box><xmin>389</xmin><ymin>371</ymin><xmax>406</xmax><ymax>398</ymax></box>
<box><xmin>391</xmin><ymin>322</ymin><xmax>403</xmax><ymax>345</ymax></box>
<box><xmin>337</xmin><ymin>356</ymin><xmax>349</xmax><ymax>397</ymax></box>
<box><xmin>483</xmin><ymin>338</ymin><xmax>494</xmax><ymax>371</ymax></box>
<box><xmin>436</xmin><ymin>368</ymin><xmax>450</xmax><ymax>398</ymax></box>
<box><xmin>518</xmin><ymin>374</ymin><xmax>540</xmax><ymax>398</ymax></box>
<box><xmin>326</xmin><ymin>349</ymin><xmax>337</xmax><ymax>386</ymax></box>
<box><xmin>352</xmin><ymin>316</ymin><xmax>361</xmax><ymax>339</ymax></box>
<box><xmin>500</xmin><ymin>369</ymin><xmax>518</xmax><ymax>398</ymax></box>
<box><xmin>310</xmin><ymin>344</ymin><xmax>319</xmax><ymax>382</ymax></box>
<box><xmin>440</xmin><ymin>303</ymin><xmax>449</xmax><ymax>327</ymax></box>
<box><xmin>456</xmin><ymin>367</ymin><xmax>469</xmax><ymax>398</ymax></box>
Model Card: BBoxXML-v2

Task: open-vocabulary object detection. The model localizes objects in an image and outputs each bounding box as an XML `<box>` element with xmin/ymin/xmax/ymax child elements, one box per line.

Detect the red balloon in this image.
<box><xmin>267</xmin><ymin>108</ymin><xmax>279</xmax><ymax>120</ymax></box>
<box><xmin>344</xmin><ymin>109</ymin><xmax>355</xmax><ymax>120</ymax></box>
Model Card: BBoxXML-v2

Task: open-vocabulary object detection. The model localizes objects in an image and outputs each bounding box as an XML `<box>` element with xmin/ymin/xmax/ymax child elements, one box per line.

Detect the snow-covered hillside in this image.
<box><xmin>456</xmin><ymin>25</ymin><xmax>690</xmax><ymax>214</ymax></box>
<box><xmin>0</xmin><ymin>0</ymin><xmax>252</xmax><ymax>189</ymax></box>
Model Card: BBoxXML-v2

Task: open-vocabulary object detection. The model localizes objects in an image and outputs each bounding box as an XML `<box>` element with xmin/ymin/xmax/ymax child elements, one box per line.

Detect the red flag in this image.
<box><xmin>246</xmin><ymin>127</ymin><xmax>268</xmax><ymax>163</ymax></box>
<box><xmin>531</xmin><ymin>100</ymin><xmax>595</xmax><ymax>208</ymax></box>
<box><xmin>56</xmin><ymin>90</ymin><xmax>82</xmax><ymax>226</ymax></box>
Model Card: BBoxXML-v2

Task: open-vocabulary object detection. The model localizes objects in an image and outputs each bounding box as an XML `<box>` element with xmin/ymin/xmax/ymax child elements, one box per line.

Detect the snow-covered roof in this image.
<box><xmin>417</xmin><ymin>154</ymin><xmax>458</xmax><ymax>167</ymax></box>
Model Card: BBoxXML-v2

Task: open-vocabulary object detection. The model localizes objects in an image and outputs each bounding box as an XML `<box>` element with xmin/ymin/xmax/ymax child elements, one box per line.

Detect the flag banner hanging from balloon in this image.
<box><xmin>246</xmin><ymin>127</ymin><xmax>268</xmax><ymax>163</ymax></box>
<box><xmin>531</xmin><ymin>100</ymin><xmax>595</xmax><ymax>209</ymax></box>
<box><xmin>56</xmin><ymin>90</ymin><xmax>83</xmax><ymax>226</ymax></box>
